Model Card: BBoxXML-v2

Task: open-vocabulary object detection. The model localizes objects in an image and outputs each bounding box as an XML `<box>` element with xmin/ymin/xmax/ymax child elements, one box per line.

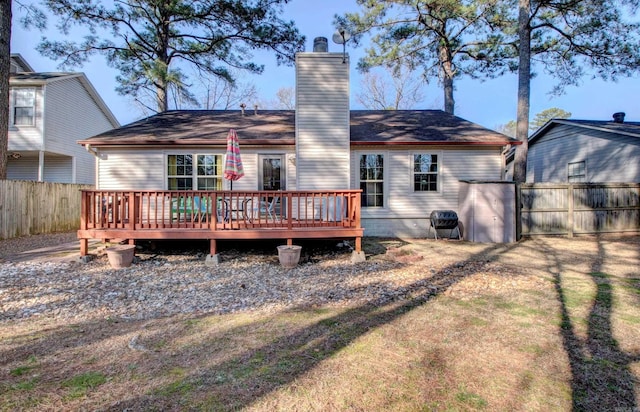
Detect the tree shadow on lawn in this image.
<box><xmin>101</xmin><ymin>240</ymin><xmax>526</xmax><ymax>410</ymax></box>
<box><xmin>3</xmin><ymin>237</ymin><xmax>638</xmax><ymax>410</ymax></box>
<box><xmin>544</xmin><ymin>237</ymin><xmax>640</xmax><ymax>411</ymax></box>
<box><xmin>1</xmin><ymin>238</ymin><xmax>514</xmax><ymax>410</ymax></box>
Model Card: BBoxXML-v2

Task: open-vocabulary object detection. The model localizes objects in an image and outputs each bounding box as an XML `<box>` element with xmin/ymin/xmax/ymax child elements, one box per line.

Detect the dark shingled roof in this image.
<box><xmin>530</xmin><ymin>119</ymin><xmax>640</xmax><ymax>142</ymax></box>
<box><xmin>10</xmin><ymin>72</ymin><xmax>79</xmax><ymax>81</ymax></box>
<box><xmin>79</xmin><ymin>109</ymin><xmax>518</xmax><ymax>146</ymax></box>
<box><xmin>349</xmin><ymin>110</ymin><xmax>515</xmax><ymax>145</ymax></box>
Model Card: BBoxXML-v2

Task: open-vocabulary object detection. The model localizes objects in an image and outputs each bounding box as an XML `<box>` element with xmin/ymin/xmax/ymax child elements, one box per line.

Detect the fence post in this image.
<box><xmin>515</xmin><ymin>183</ymin><xmax>522</xmax><ymax>241</ymax></box>
<box><xmin>567</xmin><ymin>184</ymin><xmax>574</xmax><ymax>238</ymax></box>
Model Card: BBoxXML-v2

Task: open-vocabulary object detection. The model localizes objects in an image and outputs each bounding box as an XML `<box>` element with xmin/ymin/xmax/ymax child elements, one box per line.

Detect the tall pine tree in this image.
<box><xmin>511</xmin><ymin>0</ymin><xmax>640</xmax><ymax>182</ymax></box>
<box><xmin>35</xmin><ymin>0</ymin><xmax>305</xmax><ymax>112</ymax></box>
<box><xmin>336</xmin><ymin>0</ymin><xmax>511</xmax><ymax>114</ymax></box>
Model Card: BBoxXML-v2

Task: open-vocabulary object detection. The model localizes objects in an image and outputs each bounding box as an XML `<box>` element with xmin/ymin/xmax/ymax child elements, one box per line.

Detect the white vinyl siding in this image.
<box><xmin>97</xmin><ymin>151</ymin><xmax>165</xmax><ymax>190</ymax></box>
<box><xmin>295</xmin><ymin>53</ymin><xmax>350</xmax><ymax>190</ymax></box>
<box><xmin>528</xmin><ymin>124</ymin><xmax>640</xmax><ymax>183</ymax></box>
<box><xmin>95</xmin><ymin>148</ymin><xmax>296</xmax><ymax>191</ymax></box>
<box><xmin>353</xmin><ymin>147</ymin><xmax>502</xmax><ymax>220</ymax></box>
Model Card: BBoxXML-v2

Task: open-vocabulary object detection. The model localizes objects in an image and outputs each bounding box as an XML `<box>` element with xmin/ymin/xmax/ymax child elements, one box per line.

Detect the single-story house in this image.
<box><xmin>76</xmin><ymin>44</ymin><xmax>519</xmax><ymax>259</ymax></box>
<box><xmin>506</xmin><ymin>113</ymin><xmax>640</xmax><ymax>183</ymax></box>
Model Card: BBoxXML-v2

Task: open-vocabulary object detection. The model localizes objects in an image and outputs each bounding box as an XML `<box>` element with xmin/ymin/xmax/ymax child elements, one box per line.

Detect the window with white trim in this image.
<box><xmin>413</xmin><ymin>153</ymin><xmax>439</xmax><ymax>192</ymax></box>
<box><xmin>359</xmin><ymin>154</ymin><xmax>384</xmax><ymax>207</ymax></box>
<box><xmin>167</xmin><ymin>154</ymin><xmax>223</xmax><ymax>190</ymax></box>
<box><xmin>568</xmin><ymin>160</ymin><xmax>586</xmax><ymax>182</ymax></box>
<box><xmin>12</xmin><ymin>88</ymin><xmax>36</xmax><ymax>126</ymax></box>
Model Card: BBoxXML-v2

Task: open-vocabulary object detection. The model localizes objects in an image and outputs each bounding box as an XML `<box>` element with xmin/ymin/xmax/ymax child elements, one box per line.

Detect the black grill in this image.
<box><xmin>428</xmin><ymin>210</ymin><xmax>461</xmax><ymax>240</ymax></box>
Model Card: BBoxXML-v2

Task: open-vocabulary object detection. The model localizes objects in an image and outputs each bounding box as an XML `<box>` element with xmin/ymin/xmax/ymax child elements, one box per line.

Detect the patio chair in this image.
<box><xmin>253</xmin><ymin>195</ymin><xmax>280</xmax><ymax>221</ymax></box>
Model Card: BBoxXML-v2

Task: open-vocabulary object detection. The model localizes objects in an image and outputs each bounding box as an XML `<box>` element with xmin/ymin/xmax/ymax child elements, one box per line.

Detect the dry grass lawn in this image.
<box><xmin>1</xmin><ymin>235</ymin><xmax>639</xmax><ymax>411</ymax></box>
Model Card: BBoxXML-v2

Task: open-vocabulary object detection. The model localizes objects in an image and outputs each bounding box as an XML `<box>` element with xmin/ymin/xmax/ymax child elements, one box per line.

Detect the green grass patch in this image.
<box><xmin>62</xmin><ymin>371</ymin><xmax>107</xmax><ymax>399</ymax></box>
<box><xmin>455</xmin><ymin>387</ymin><xmax>488</xmax><ymax>409</ymax></box>
<box><xmin>12</xmin><ymin>377</ymin><xmax>39</xmax><ymax>391</ymax></box>
<box><xmin>154</xmin><ymin>378</ymin><xmax>196</xmax><ymax>397</ymax></box>
<box><xmin>9</xmin><ymin>365</ymin><xmax>37</xmax><ymax>377</ymax></box>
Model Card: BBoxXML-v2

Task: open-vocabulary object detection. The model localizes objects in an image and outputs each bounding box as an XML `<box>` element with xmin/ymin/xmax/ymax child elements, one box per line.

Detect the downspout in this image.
<box><xmin>85</xmin><ymin>144</ymin><xmax>99</xmax><ymax>157</ymax></box>
<box><xmin>85</xmin><ymin>144</ymin><xmax>100</xmax><ymax>188</ymax></box>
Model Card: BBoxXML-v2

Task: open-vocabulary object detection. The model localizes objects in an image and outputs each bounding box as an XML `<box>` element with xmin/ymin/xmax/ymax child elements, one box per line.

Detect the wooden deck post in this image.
<box><xmin>80</xmin><ymin>239</ymin><xmax>88</xmax><ymax>256</ymax></box>
<box><xmin>210</xmin><ymin>239</ymin><xmax>217</xmax><ymax>255</ymax></box>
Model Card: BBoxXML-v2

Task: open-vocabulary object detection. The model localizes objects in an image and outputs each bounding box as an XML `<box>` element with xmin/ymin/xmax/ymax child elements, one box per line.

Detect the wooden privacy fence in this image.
<box><xmin>0</xmin><ymin>180</ymin><xmax>92</xmax><ymax>239</ymax></box>
<box><xmin>518</xmin><ymin>183</ymin><xmax>640</xmax><ymax>237</ymax></box>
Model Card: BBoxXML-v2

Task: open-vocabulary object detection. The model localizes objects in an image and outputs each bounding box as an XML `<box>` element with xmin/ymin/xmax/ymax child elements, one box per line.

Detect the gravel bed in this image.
<box><xmin>1</xmin><ymin>237</ymin><xmax>440</xmax><ymax>322</ymax></box>
<box><xmin>0</xmin><ymin>233</ymin><xmax>551</xmax><ymax>324</ymax></box>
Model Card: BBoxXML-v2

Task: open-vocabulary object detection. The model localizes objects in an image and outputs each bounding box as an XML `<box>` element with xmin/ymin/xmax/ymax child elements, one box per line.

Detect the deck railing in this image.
<box><xmin>80</xmin><ymin>190</ymin><xmax>362</xmax><ymax>232</ymax></box>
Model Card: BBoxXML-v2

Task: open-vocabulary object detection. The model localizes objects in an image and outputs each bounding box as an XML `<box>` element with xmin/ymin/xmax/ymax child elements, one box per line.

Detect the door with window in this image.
<box><xmin>259</xmin><ymin>155</ymin><xmax>285</xmax><ymax>190</ymax></box>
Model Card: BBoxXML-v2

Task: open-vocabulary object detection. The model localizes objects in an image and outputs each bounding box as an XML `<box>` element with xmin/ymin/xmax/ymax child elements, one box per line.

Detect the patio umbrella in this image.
<box><xmin>223</xmin><ymin>128</ymin><xmax>244</xmax><ymax>190</ymax></box>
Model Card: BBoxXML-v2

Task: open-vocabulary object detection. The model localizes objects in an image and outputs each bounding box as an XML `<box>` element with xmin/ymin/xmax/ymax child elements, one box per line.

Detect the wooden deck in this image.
<box><xmin>78</xmin><ymin>190</ymin><xmax>364</xmax><ymax>256</ymax></box>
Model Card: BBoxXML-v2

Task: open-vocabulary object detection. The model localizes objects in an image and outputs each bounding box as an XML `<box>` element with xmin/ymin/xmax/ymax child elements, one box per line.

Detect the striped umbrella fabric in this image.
<box><xmin>224</xmin><ymin>129</ymin><xmax>244</xmax><ymax>189</ymax></box>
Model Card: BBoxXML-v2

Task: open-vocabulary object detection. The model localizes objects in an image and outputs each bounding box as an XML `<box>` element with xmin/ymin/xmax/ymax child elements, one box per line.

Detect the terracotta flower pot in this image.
<box><xmin>277</xmin><ymin>245</ymin><xmax>302</xmax><ymax>269</ymax></box>
<box><xmin>106</xmin><ymin>245</ymin><xmax>136</xmax><ymax>269</ymax></box>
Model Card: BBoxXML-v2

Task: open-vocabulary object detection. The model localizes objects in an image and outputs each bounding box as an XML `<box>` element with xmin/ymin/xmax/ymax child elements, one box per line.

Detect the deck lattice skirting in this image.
<box><xmin>78</xmin><ymin>190</ymin><xmax>363</xmax><ymax>256</ymax></box>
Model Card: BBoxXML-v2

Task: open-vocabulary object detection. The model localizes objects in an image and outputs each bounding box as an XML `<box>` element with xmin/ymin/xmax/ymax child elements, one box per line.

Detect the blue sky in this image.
<box><xmin>11</xmin><ymin>0</ymin><xmax>639</xmax><ymax>130</ymax></box>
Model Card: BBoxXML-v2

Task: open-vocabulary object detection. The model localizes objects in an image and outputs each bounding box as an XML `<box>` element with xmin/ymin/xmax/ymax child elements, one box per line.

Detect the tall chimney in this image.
<box><xmin>295</xmin><ymin>42</ymin><xmax>350</xmax><ymax>190</ymax></box>
<box><xmin>613</xmin><ymin>112</ymin><xmax>625</xmax><ymax>123</ymax></box>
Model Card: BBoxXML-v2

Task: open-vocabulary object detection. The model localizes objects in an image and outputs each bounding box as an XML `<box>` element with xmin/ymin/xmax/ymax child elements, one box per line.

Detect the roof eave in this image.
<box><xmin>78</xmin><ymin>139</ymin><xmax>297</xmax><ymax>146</ymax></box>
<box><xmin>529</xmin><ymin>119</ymin><xmax>640</xmax><ymax>145</ymax></box>
<box><xmin>350</xmin><ymin>140</ymin><xmax>521</xmax><ymax>146</ymax></box>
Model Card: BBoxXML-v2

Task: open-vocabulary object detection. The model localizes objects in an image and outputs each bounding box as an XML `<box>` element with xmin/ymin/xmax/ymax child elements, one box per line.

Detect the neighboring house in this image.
<box><xmin>78</xmin><ymin>44</ymin><xmax>518</xmax><ymax>238</ymax></box>
<box><xmin>8</xmin><ymin>54</ymin><xmax>120</xmax><ymax>184</ymax></box>
<box><xmin>505</xmin><ymin>114</ymin><xmax>640</xmax><ymax>183</ymax></box>
<box><xmin>525</xmin><ymin>114</ymin><xmax>640</xmax><ymax>183</ymax></box>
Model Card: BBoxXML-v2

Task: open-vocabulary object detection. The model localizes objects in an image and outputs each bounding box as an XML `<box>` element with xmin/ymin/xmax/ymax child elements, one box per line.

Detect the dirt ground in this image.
<box><xmin>1</xmin><ymin>233</ymin><xmax>639</xmax><ymax>411</ymax></box>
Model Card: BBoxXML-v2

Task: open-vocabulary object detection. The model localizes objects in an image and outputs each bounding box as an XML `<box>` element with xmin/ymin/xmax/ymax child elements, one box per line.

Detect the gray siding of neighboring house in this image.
<box><xmin>43</xmin><ymin>155</ymin><xmax>74</xmax><ymax>183</ymax></box>
<box><xmin>8</xmin><ymin>76</ymin><xmax>117</xmax><ymax>184</ymax></box>
<box><xmin>7</xmin><ymin>154</ymin><xmax>39</xmax><ymax>180</ymax></box>
<box><xmin>527</xmin><ymin>124</ymin><xmax>640</xmax><ymax>182</ymax></box>
<box><xmin>352</xmin><ymin>146</ymin><xmax>504</xmax><ymax>237</ymax></box>
<box><xmin>45</xmin><ymin>77</ymin><xmax>116</xmax><ymax>184</ymax></box>
<box><xmin>295</xmin><ymin>53</ymin><xmax>350</xmax><ymax>190</ymax></box>
<box><xmin>8</xmin><ymin>86</ymin><xmax>44</xmax><ymax>151</ymax></box>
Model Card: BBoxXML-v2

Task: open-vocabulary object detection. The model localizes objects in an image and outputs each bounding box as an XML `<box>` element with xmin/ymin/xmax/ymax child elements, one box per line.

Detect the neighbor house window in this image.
<box><xmin>413</xmin><ymin>153</ymin><xmax>439</xmax><ymax>192</ymax></box>
<box><xmin>568</xmin><ymin>161</ymin><xmax>586</xmax><ymax>182</ymax></box>
<box><xmin>359</xmin><ymin>154</ymin><xmax>384</xmax><ymax>207</ymax></box>
<box><xmin>167</xmin><ymin>154</ymin><xmax>222</xmax><ymax>190</ymax></box>
<box><xmin>12</xmin><ymin>88</ymin><xmax>36</xmax><ymax>126</ymax></box>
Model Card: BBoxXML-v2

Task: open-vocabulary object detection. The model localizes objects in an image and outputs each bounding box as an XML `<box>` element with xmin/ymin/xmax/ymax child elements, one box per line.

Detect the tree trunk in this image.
<box><xmin>157</xmin><ymin>83</ymin><xmax>168</xmax><ymax>112</ymax></box>
<box><xmin>439</xmin><ymin>45</ymin><xmax>455</xmax><ymax>114</ymax></box>
<box><xmin>513</xmin><ymin>0</ymin><xmax>531</xmax><ymax>183</ymax></box>
<box><xmin>0</xmin><ymin>0</ymin><xmax>11</xmax><ymax>180</ymax></box>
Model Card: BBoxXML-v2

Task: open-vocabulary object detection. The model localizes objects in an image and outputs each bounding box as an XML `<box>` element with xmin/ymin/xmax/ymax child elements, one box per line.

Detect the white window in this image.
<box><xmin>359</xmin><ymin>154</ymin><xmax>384</xmax><ymax>207</ymax></box>
<box><xmin>167</xmin><ymin>154</ymin><xmax>223</xmax><ymax>190</ymax></box>
<box><xmin>413</xmin><ymin>153</ymin><xmax>439</xmax><ymax>192</ymax></box>
<box><xmin>12</xmin><ymin>88</ymin><xmax>36</xmax><ymax>126</ymax></box>
<box><xmin>568</xmin><ymin>161</ymin><xmax>586</xmax><ymax>182</ymax></box>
